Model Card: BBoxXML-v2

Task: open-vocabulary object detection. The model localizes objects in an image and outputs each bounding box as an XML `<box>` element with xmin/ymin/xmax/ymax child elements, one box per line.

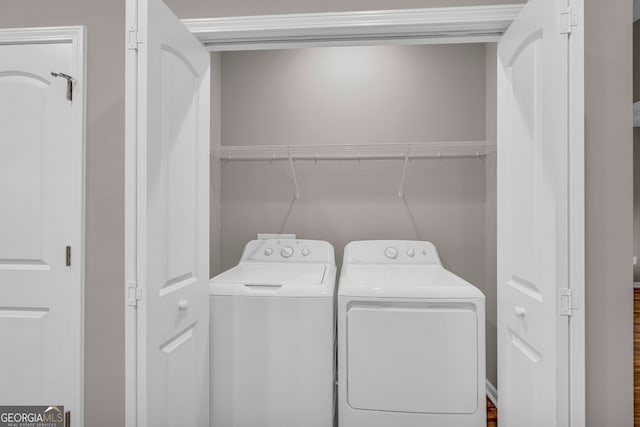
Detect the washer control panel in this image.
<box><xmin>243</xmin><ymin>239</ymin><xmax>335</xmax><ymax>264</ymax></box>
<box><xmin>384</xmin><ymin>247</ymin><xmax>398</xmax><ymax>259</ymax></box>
<box><xmin>343</xmin><ymin>240</ymin><xmax>442</xmax><ymax>265</ymax></box>
<box><xmin>280</xmin><ymin>246</ymin><xmax>294</xmax><ymax>258</ymax></box>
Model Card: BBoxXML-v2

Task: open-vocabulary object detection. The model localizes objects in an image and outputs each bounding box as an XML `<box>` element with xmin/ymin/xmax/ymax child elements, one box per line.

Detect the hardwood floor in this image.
<box><xmin>487</xmin><ymin>397</ymin><xmax>498</xmax><ymax>427</ymax></box>
<box><xmin>635</xmin><ymin>288</ymin><xmax>640</xmax><ymax>426</ymax></box>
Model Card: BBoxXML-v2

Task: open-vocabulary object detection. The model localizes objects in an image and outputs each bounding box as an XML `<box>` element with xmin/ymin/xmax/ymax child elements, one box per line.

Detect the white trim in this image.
<box><xmin>633</xmin><ymin>101</ymin><xmax>640</xmax><ymax>127</ymax></box>
<box><xmin>0</xmin><ymin>25</ymin><xmax>86</xmax><ymax>426</ymax></box>
<box><xmin>486</xmin><ymin>379</ymin><xmax>498</xmax><ymax>407</ymax></box>
<box><xmin>0</xmin><ymin>26</ymin><xmax>85</xmax><ymax>45</ymax></box>
<box><xmin>182</xmin><ymin>5</ymin><xmax>524</xmax><ymax>51</ymax></box>
<box><xmin>568</xmin><ymin>1</ymin><xmax>585</xmax><ymax>426</ymax></box>
<box><xmin>125</xmin><ymin>0</ymin><xmax>139</xmax><ymax>425</ymax></box>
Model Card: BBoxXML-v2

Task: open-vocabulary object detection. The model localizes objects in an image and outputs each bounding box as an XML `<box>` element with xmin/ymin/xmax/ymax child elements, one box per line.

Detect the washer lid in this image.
<box><xmin>338</xmin><ymin>265</ymin><xmax>484</xmax><ymax>299</ymax></box>
<box><xmin>210</xmin><ymin>263</ymin><xmax>334</xmax><ymax>297</ymax></box>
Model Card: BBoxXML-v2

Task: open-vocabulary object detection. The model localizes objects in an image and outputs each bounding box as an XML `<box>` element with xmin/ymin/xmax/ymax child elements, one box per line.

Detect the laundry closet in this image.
<box><xmin>125</xmin><ymin>1</ymin><xmax>583</xmax><ymax>425</ymax></box>
<box><xmin>208</xmin><ymin>42</ymin><xmax>499</xmax><ymax>385</ymax></box>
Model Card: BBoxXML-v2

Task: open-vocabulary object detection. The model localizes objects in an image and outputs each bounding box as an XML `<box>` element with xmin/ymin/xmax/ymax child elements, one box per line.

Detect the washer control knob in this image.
<box><xmin>264</xmin><ymin>248</ymin><xmax>273</xmax><ymax>256</ymax></box>
<box><xmin>280</xmin><ymin>246</ymin><xmax>294</xmax><ymax>258</ymax></box>
<box><xmin>407</xmin><ymin>248</ymin><xmax>416</xmax><ymax>258</ymax></box>
<box><xmin>384</xmin><ymin>247</ymin><xmax>398</xmax><ymax>260</ymax></box>
<box><xmin>301</xmin><ymin>247</ymin><xmax>310</xmax><ymax>257</ymax></box>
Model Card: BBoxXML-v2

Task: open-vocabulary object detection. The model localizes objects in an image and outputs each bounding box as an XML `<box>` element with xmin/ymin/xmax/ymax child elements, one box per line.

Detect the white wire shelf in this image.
<box><xmin>211</xmin><ymin>141</ymin><xmax>495</xmax><ymax>161</ymax></box>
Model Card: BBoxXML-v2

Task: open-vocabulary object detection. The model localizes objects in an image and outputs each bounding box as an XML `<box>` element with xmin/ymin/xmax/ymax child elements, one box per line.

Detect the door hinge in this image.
<box><xmin>560</xmin><ymin>6</ymin><xmax>578</xmax><ymax>34</ymax></box>
<box><xmin>127</xmin><ymin>282</ymin><xmax>143</xmax><ymax>307</ymax></box>
<box><xmin>559</xmin><ymin>288</ymin><xmax>579</xmax><ymax>316</ymax></box>
<box><xmin>127</xmin><ymin>27</ymin><xmax>143</xmax><ymax>50</ymax></box>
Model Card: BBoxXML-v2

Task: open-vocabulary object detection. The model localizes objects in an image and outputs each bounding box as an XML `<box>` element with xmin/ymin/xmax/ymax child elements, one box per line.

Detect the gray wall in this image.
<box><xmin>634</xmin><ymin>21</ymin><xmax>640</xmax><ymax>284</ymax></box>
<box><xmin>216</xmin><ymin>45</ymin><xmax>487</xmax><ymax>284</ymax></box>
<box><xmin>0</xmin><ymin>2</ymin><xmax>125</xmax><ymax>426</ymax></box>
<box><xmin>635</xmin><ymin>20</ymin><xmax>640</xmax><ymax>104</ymax></box>
<box><xmin>211</xmin><ymin>53</ymin><xmax>223</xmax><ymax>277</ymax></box>
<box><xmin>484</xmin><ymin>42</ymin><xmax>498</xmax><ymax>388</ymax></box>
<box><xmin>584</xmin><ymin>0</ymin><xmax>634</xmax><ymax>425</ymax></box>
<box><xmin>635</xmin><ymin>128</ymin><xmax>640</xmax><ymax>284</ymax></box>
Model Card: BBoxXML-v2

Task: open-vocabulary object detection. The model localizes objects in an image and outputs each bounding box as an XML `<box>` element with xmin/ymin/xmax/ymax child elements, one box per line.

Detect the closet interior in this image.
<box><xmin>208</xmin><ymin>42</ymin><xmax>499</xmax><ymax>388</ymax></box>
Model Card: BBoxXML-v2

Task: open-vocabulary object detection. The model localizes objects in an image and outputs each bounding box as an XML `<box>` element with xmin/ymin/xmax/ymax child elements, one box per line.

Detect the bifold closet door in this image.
<box><xmin>132</xmin><ymin>0</ymin><xmax>210</xmax><ymax>425</ymax></box>
<box><xmin>497</xmin><ymin>0</ymin><xmax>575</xmax><ymax>425</ymax></box>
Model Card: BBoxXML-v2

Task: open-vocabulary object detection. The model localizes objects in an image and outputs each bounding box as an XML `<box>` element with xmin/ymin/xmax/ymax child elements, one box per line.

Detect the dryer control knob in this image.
<box><xmin>407</xmin><ymin>248</ymin><xmax>416</xmax><ymax>258</ymax></box>
<box><xmin>281</xmin><ymin>246</ymin><xmax>294</xmax><ymax>258</ymax></box>
<box><xmin>384</xmin><ymin>247</ymin><xmax>398</xmax><ymax>260</ymax></box>
<box><xmin>301</xmin><ymin>247</ymin><xmax>310</xmax><ymax>257</ymax></box>
<box><xmin>264</xmin><ymin>248</ymin><xmax>273</xmax><ymax>256</ymax></box>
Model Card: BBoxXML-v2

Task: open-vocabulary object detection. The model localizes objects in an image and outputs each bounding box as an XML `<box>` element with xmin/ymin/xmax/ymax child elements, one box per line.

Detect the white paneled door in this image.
<box><xmin>129</xmin><ymin>0</ymin><xmax>210</xmax><ymax>426</ymax></box>
<box><xmin>0</xmin><ymin>28</ymin><xmax>84</xmax><ymax>421</ymax></box>
<box><xmin>497</xmin><ymin>0</ymin><xmax>578</xmax><ymax>425</ymax></box>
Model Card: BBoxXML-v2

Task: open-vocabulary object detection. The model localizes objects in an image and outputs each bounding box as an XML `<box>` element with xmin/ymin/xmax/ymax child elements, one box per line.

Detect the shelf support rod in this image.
<box><xmin>398</xmin><ymin>145</ymin><xmax>410</xmax><ymax>197</ymax></box>
<box><xmin>288</xmin><ymin>147</ymin><xmax>301</xmax><ymax>198</ymax></box>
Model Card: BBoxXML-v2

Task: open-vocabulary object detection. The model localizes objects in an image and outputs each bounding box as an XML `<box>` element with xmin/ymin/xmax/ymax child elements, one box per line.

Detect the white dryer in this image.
<box><xmin>210</xmin><ymin>239</ymin><xmax>336</xmax><ymax>427</ymax></box>
<box><xmin>337</xmin><ymin>240</ymin><xmax>485</xmax><ymax>427</ymax></box>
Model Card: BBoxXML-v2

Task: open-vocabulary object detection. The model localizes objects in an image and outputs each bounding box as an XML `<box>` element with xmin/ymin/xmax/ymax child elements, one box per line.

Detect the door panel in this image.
<box><xmin>136</xmin><ymin>0</ymin><xmax>210</xmax><ymax>426</ymax></box>
<box><xmin>160</xmin><ymin>322</ymin><xmax>200</xmax><ymax>427</ymax></box>
<box><xmin>505</xmin><ymin>331</ymin><xmax>542</xmax><ymax>427</ymax></box>
<box><xmin>497</xmin><ymin>0</ymin><xmax>570</xmax><ymax>425</ymax></box>
<box><xmin>0</xmin><ymin>74</ymin><xmax>47</xmax><ymax>261</ymax></box>
<box><xmin>0</xmin><ymin>38</ymin><xmax>82</xmax><ymax>416</ymax></box>
<box><xmin>347</xmin><ymin>304</ymin><xmax>478</xmax><ymax>414</ymax></box>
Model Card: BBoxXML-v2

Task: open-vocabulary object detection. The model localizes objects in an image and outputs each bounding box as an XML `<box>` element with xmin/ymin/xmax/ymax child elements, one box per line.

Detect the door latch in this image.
<box><xmin>66</xmin><ymin>246</ymin><xmax>71</xmax><ymax>267</ymax></box>
<box><xmin>51</xmin><ymin>72</ymin><xmax>74</xmax><ymax>101</ymax></box>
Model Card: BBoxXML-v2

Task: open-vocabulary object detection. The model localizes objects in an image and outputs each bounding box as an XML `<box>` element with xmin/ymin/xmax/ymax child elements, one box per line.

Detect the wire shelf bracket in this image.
<box><xmin>398</xmin><ymin>145</ymin><xmax>410</xmax><ymax>198</ymax></box>
<box><xmin>287</xmin><ymin>146</ymin><xmax>301</xmax><ymax>198</ymax></box>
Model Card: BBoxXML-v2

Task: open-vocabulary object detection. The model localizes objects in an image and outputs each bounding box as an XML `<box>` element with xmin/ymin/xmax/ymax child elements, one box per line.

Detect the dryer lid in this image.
<box><xmin>338</xmin><ymin>265</ymin><xmax>484</xmax><ymax>299</ymax></box>
<box><xmin>210</xmin><ymin>263</ymin><xmax>334</xmax><ymax>297</ymax></box>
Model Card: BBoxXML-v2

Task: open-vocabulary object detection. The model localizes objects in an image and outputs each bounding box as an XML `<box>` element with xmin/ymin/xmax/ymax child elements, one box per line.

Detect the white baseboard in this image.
<box><xmin>486</xmin><ymin>379</ymin><xmax>498</xmax><ymax>407</ymax></box>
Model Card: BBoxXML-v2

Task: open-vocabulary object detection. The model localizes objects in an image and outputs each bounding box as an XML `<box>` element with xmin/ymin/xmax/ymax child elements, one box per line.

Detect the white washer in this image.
<box><xmin>337</xmin><ymin>240</ymin><xmax>485</xmax><ymax>427</ymax></box>
<box><xmin>210</xmin><ymin>239</ymin><xmax>336</xmax><ymax>427</ymax></box>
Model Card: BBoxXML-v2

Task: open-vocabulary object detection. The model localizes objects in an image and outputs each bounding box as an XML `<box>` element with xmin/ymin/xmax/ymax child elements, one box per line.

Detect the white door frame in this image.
<box><xmin>124</xmin><ymin>1</ymin><xmax>139</xmax><ymax>425</ymax></box>
<box><xmin>568</xmin><ymin>2</ymin><xmax>585</xmax><ymax>425</ymax></box>
<box><xmin>0</xmin><ymin>25</ymin><xmax>86</xmax><ymax>424</ymax></box>
<box><xmin>182</xmin><ymin>5</ymin><xmax>523</xmax><ymax>51</ymax></box>
<box><xmin>124</xmin><ymin>4</ymin><xmax>585</xmax><ymax>426</ymax></box>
